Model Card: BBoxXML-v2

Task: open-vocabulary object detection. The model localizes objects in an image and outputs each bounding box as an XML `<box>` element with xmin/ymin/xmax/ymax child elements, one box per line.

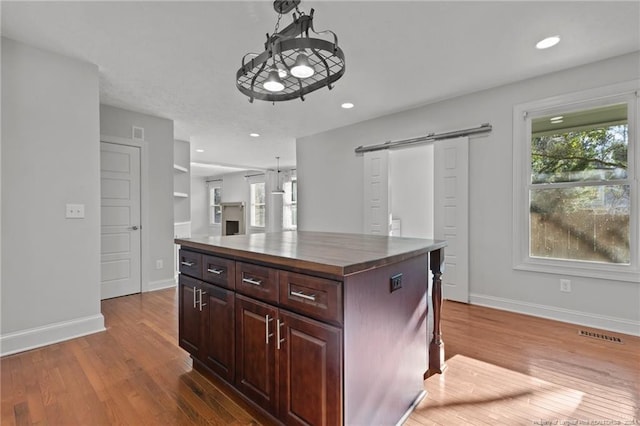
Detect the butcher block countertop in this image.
<box><xmin>175</xmin><ymin>231</ymin><xmax>446</xmax><ymax>279</ymax></box>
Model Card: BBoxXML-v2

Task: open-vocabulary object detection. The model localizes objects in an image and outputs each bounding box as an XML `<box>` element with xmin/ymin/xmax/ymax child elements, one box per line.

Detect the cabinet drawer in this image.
<box><xmin>235</xmin><ymin>262</ymin><xmax>279</xmax><ymax>304</ymax></box>
<box><xmin>279</xmin><ymin>271</ymin><xmax>342</xmax><ymax>324</ymax></box>
<box><xmin>179</xmin><ymin>250</ymin><xmax>202</xmax><ymax>279</ymax></box>
<box><xmin>202</xmin><ymin>255</ymin><xmax>236</xmax><ymax>289</ymax></box>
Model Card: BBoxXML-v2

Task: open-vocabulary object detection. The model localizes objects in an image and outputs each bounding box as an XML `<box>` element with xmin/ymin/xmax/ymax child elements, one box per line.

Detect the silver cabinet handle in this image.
<box><xmin>207</xmin><ymin>268</ymin><xmax>224</xmax><ymax>275</ymax></box>
<box><xmin>199</xmin><ymin>290</ymin><xmax>207</xmax><ymax>311</ymax></box>
<box><xmin>290</xmin><ymin>290</ymin><xmax>316</xmax><ymax>302</ymax></box>
<box><xmin>277</xmin><ymin>319</ymin><xmax>285</xmax><ymax>350</ymax></box>
<box><xmin>265</xmin><ymin>314</ymin><xmax>274</xmax><ymax>344</ymax></box>
<box><xmin>243</xmin><ymin>277</ymin><xmax>263</xmax><ymax>286</ymax></box>
<box><xmin>192</xmin><ymin>286</ymin><xmax>197</xmax><ymax>309</ymax></box>
<box><xmin>181</xmin><ymin>261</ymin><xmax>195</xmax><ymax>267</ymax></box>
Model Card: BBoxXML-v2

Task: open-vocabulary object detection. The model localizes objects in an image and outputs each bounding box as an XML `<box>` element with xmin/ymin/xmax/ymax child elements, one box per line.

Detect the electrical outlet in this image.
<box><xmin>390</xmin><ymin>273</ymin><xmax>403</xmax><ymax>293</ymax></box>
<box><xmin>156</xmin><ymin>259</ymin><xmax>163</xmax><ymax>269</ymax></box>
<box><xmin>66</xmin><ymin>204</ymin><xmax>85</xmax><ymax>219</ymax></box>
<box><xmin>560</xmin><ymin>279</ymin><xmax>571</xmax><ymax>293</ymax></box>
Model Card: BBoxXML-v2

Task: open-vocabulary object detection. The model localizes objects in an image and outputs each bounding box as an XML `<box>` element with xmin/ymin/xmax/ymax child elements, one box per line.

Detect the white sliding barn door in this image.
<box><xmin>434</xmin><ymin>137</ymin><xmax>469</xmax><ymax>303</ymax></box>
<box><xmin>363</xmin><ymin>151</ymin><xmax>391</xmax><ymax>235</ymax></box>
<box><xmin>100</xmin><ymin>142</ymin><xmax>142</xmax><ymax>299</ymax></box>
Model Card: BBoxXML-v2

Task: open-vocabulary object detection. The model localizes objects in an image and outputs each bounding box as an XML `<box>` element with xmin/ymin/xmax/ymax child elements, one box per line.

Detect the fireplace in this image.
<box><xmin>225</xmin><ymin>220</ymin><xmax>239</xmax><ymax>236</ymax></box>
<box><xmin>221</xmin><ymin>202</ymin><xmax>245</xmax><ymax>236</ymax></box>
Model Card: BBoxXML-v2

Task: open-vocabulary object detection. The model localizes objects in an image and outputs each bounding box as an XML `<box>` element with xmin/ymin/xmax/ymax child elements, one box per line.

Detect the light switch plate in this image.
<box><xmin>66</xmin><ymin>204</ymin><xmax>85</xmax><ymax>218</ymax></box>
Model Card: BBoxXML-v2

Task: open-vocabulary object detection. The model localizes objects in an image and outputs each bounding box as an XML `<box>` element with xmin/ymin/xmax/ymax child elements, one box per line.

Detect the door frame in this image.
<box><xmin>100</xmin><ymin>135</ymin><xmax>149</xmax><ymax>293</ymax></box>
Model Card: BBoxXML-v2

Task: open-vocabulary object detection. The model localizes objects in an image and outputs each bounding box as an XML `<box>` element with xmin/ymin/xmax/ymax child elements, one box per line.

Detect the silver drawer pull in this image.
<box><xmin>181</xmin><ymin>261</ymin><xmax>195</xmax><ymax>267</ymax></box>
<box><xmin>207</xmin><ymin>268</ymin><xmax>224</xmax><ymax>275</ymax></box>
<box><xmin>199</xmin><ymin>290</ymin><xmax>207</xmax><ymax>311</ymax></box>
<box><xmin>291</xmin><ymin>290</ymin><xmax>316</xmax><ymax>302</ymax></box>
<box><xmin>242</xmin><ymin>277</ymin><xmax>263</xmax><ymax>286</ymax></box>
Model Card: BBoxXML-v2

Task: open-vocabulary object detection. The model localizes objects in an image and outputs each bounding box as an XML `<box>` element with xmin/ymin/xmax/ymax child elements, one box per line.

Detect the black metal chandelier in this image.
<box><xmin>236</xmin><ymin>0</ymin><xmax>346</xmax><ymax>103</ymax></box>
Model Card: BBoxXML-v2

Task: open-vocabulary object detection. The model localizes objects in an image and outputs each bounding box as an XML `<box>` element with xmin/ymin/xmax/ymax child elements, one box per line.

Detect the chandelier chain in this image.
<box><xmin>273</xmin><ymin>13</ymin><xmax>282</xmax><ymax>37</ymax></box>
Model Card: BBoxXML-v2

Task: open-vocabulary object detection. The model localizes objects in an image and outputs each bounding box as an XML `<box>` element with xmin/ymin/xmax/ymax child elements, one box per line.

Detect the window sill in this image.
<box><xmin>514</xmin><ymin>258</ymin><xmax>640</xmax><ymax>283</ymax></box>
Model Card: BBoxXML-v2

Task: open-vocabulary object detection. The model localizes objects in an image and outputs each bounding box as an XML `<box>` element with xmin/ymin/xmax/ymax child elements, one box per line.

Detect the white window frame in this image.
<box><xmin>283</xmin><ymin>175</ymin><xmax>297</xmax><ymax>230</ymax></box>
<box><xmin>208</xmin><ymin>181</ymin><xmax>222</xmax><ymax>225</ymax></box>
<box><xmin>513</xmin><ymin>81</ymin><xmax>640</xmax><ymax>282</ymax></box>
<box><xmin>250</xmin><ymin>181</ymin><xmax>266</xmax><ymax>228</ymax></box>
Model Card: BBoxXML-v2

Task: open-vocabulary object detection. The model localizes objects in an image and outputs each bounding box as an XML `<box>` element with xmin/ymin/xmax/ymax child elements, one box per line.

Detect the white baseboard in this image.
<box><xmin>0</xmin><ymin>314</ymin><xmax>106</xmax><ymax>357</ymax></box>
<box><xmin>146</xmin><ymin>278</ymin><xmax>176</xmax><ymax>292</ymax></box>
<box><xmin>469</xmin><ymin>293</ymin><xmax>640</xmax><ymax>337</ymax></box>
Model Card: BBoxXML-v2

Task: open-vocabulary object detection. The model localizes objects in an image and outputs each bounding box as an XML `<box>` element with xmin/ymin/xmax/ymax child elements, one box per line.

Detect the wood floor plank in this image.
<box><xmin>1</xmin><ymin>289</ymin><xmax>638</xmax><ymax>425</ymax></box>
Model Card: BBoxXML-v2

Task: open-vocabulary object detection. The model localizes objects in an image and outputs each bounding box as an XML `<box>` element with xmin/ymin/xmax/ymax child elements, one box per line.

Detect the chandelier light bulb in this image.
<box><xmin>290</xmin><ymin>53</ymin><xmax>315</xmax><ymax>79</ymax></box>
<box><xmin>263</xmin><ymin>70</ymin><xmax>285</xmax><ymax>92</ymax></box>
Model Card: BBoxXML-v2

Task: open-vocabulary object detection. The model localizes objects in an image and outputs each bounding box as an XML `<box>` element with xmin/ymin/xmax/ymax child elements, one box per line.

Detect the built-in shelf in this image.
<box><xmin>173</xmin><ymin>164</ymin><xmax>188</xmax><ymax>173</ymax></box>
<box><xmin>173</xmin><ymin>192</ymin><xmax>189</xmax><ymax>198</ymax></box>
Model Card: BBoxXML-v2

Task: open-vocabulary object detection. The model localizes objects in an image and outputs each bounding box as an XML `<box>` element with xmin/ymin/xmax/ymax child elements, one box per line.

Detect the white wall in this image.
<box><xmin>1</xmin><ymin>38</ymin><xmax>104</xmax><ymax>355</ymax></box>
<box><xmin>298</xmin><ymin>52</ymin><xmax>640</xmax><ymax>335</ymax></box>
<box><xmin>100</xmin><ymin>104</ymin><xmax>175</xmax><ymax>290</ymax></box>
<box><xmin>190</xmin><ymin>175</ymin><xmax>210</xmax><ymax>237</ymax></box>
<box><xmin>390</xmin><ymin>145</ymin><xmax>434</xmax><ymax>239</ymax></box>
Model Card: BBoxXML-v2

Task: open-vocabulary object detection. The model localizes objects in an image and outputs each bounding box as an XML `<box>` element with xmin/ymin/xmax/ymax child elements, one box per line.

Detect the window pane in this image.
<box><xmin>214</xmin><ymin>206</ymin><xmax>221</xmax><ymax>224</ymax></box>
<box><xmin>530</xmin><ymin>185</ymin><xmax>630</xmax><ymax>264</ymax></box>
<box><xmin>254</xmin><ymin>182</ymin><xmax>265</xmax><ymax>204</ymax></box>
<box><xmin>214</xmin><ymin>188</ymin><xmax>221</xmax><ymax>205</ymax></box>
<box><xmin>250</xmin><ymin>182</ymin><xmax>266</xmax><ymax>227</ymax></box>
<box><xmin>531</xmin><ymin>104</ymin><xmax>628</xmax><ymax>184</ymax></box>
<box><xmin>253</xmin><ymin>205</ymin><xmax>265</xmax><ymax>227</ymax></box>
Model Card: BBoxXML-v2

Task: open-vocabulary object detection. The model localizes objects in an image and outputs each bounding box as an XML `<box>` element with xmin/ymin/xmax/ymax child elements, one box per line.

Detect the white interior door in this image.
<box><xmin>100</xmin><ymin>142</ymin><xmax>141</xmax><ymax>299</ymax></box>
<box><xmin>363</xmin><ymin>151</ymin><xmax>391</xmax><ymax>235</ymax></box>
<box><xmin>434</xmin><ymin>137</ymin><xmax>469</xmax><ymax>303</ymax></box>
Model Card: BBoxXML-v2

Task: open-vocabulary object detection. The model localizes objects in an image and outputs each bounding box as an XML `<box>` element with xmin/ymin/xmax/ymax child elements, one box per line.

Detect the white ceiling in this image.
<box><xmin>2</xmin><ymin>1</ymin><xmax>639</xmax><ymax>176</ymax></box>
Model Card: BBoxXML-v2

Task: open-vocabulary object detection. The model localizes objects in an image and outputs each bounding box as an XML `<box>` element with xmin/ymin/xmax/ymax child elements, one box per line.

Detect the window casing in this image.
<box><xmin>283</xmin><ymin>178</ymin><xmax>297</xmax><ymax>230</ymax></box>
<box><xmin>209</xmin><ymin>184</ymin><xmax>222</xmax><ymax>225</ymax></box>
<box><xmin>250</xmin><ymin>181</ymin><xmax>266</xmax><ymax>228</ymax></box>
<box><xmin>513</xmin><ymin>82</ymin><xmax>639</xmax><ymax>282</ymax></box>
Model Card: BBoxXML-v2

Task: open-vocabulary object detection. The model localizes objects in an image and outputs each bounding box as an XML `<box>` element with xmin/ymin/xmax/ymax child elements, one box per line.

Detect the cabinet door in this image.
<box><xmin>235</xmin><ymin>295</ymin><xmax>278</xmax><ymax>414</ymax></box>
<box><xmin>178</xmin><ymin>275</ymin><xmax>203</xmax><ymax>357</ymax></box>
<box><xmin>203</xmin><ymin>284</ymin><xmax>235</xmax><ymax>382</ymax></box>
<box><xmin>278</xmin><ymin>310</ymin><xmax>342</xmax><ymax>426</ymax></box>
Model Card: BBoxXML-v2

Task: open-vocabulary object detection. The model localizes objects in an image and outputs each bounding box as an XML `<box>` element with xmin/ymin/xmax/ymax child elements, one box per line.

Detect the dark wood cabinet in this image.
<box><xmin>179</xmin><ymin>272</ymin><xmax>235</xmax><ymax>383</ymax></box>
<box><xmin>178</xmin><ymin>274</ymin><xmax>205</xmax><ymax>358</ymax></box>
<box><xmin>202</xmin><ymin>285</ymin><xmax>235</xmax><ymax>383</ymax></box>
<box><xmin>235</xmin><ymin>295</ymin><xmax>278</xmax><ymax>414</ymax></box>
<box><xmin>234</xmin><ymin>294</ymin><xmax>342</xmax><ymax>424</ymax></box>
<box><xmin>176</xmin><ymin>232</ymin><xmax>446</xmax><ymax>426</ymax></box>
<box><xmin>278</xmin><ymin>310</ymin><xmax>341</xmax><ymax>426</ymax></box>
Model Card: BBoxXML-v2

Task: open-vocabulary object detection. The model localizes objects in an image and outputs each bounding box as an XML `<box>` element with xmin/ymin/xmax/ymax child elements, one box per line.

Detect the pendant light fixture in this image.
<box><xmin>272</xmin><ymin>157</ymin><xmax>285</xmax><ymax>195</ymax></box>
<box><xmin>236</xmin><ymin>0</ymin><xmax>345</xmax><ymax>103</ymax></box>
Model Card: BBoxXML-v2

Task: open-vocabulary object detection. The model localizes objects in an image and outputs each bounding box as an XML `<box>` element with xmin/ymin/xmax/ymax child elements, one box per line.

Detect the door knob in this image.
<box><xmin>130</xmin><ymin>225</ymin><xmax>139</xmax><ymax>230</ymax></box>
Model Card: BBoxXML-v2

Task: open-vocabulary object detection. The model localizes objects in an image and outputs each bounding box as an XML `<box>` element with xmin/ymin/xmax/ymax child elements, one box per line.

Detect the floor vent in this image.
<box><xmin>578</xmin><ymin>330</ymin><xmax>622</xmax><ymax>344</ymax></box>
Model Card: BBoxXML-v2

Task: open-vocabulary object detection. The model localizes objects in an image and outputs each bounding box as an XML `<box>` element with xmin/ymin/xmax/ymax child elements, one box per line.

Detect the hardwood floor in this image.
<box><xmin>1</xmin><ymin>288</ymin><xmax>638</xmax><ymax>425</ymax></box>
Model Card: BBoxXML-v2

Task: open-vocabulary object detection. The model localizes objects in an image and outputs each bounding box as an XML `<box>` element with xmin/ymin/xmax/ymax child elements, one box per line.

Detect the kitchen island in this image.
<box><xmin>175</xmin><ymin>231</ymin><xmax>446</xmax><ymax>426</ymax></box>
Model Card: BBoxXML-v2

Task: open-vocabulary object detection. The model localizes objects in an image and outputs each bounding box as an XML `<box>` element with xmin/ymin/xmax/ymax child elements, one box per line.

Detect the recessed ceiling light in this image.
<box><xmin>536</xmin><ymin>36</ymin><xmax>560</xmax><ymax>50</ymax></box>
<box><xmin>196</xmin><ymin>149</ymin><xmax>204</xmax><ymax>153</ymax></box>
<box><xmin>250</xmin><ymin>133</ymin><xmax>260</xmax><ymax>138</ymax></box>
<box><xmin>341</xmin><ymin>102</ymin><xmax>354</xmax><ymax>109</ymax></box>
<box><xmin>550</xmin><ymin>116</ymin><xmax>563</xmax><ymax>121</ymax></box>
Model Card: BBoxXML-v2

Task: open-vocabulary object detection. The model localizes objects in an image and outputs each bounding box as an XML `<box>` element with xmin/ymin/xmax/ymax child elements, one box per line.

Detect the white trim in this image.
<box><xmin>0</xmin><ymin>314</ymin><xmax>106</xmax><ymax>356</ymax></box>
<box><xmin>100</xmin><ymin>134</ymin><xmax>149</xmax><ymax>294</ymax></box>
<box><xmin>512</xmin><ymin>81</ymin><xmax>640</xmax><ymax>281</ymax></box>
<box><xmin>469</xmin><ymin>293</ymin><xmax>640</xmax><ymax>337</ymax></box>
<box><xmin>146</xmin><ymin>278</ymin><xmax>176</xmax><ymax>292</ymax></box>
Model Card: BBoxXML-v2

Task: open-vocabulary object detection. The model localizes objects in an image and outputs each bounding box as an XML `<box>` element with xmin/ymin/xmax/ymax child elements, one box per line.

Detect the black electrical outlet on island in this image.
<box><xmin>390</xmin><ymin>273</ymin><xmax>403</xmax><ymax>293</ymax></box>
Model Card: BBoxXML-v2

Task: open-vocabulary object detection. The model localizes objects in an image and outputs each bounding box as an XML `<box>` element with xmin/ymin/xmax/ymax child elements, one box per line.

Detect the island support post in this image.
<box><xmin>427</xmin><ymin>247</ymin><xmax>446</xmax><ymax>377</ymax></box>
